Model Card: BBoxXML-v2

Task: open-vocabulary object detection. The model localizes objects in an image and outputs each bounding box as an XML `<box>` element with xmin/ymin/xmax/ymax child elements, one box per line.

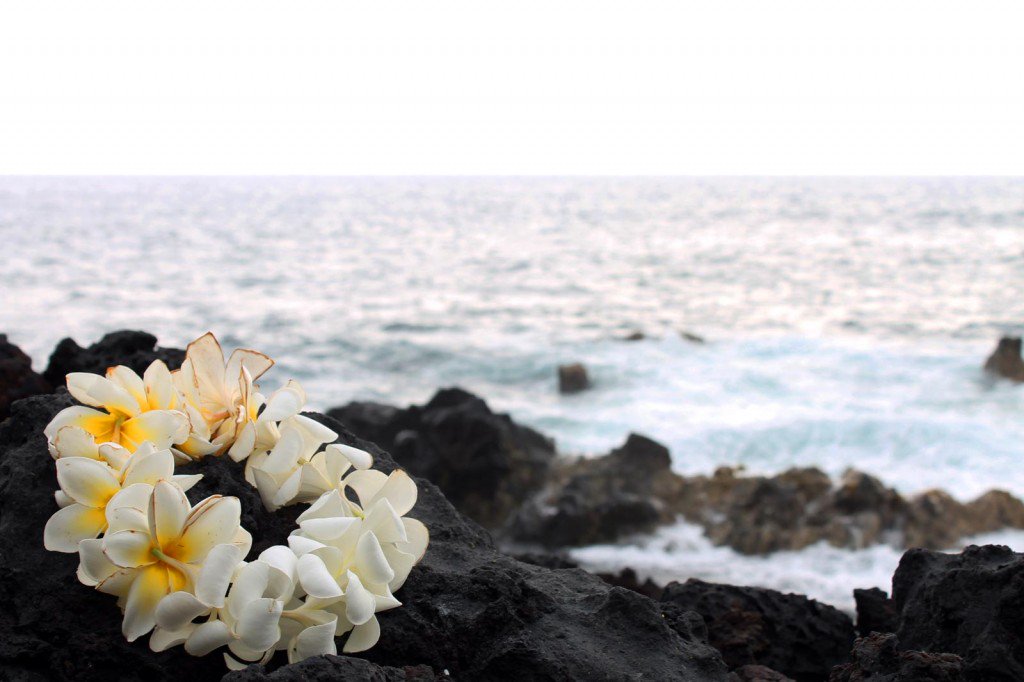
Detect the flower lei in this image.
<box><xmin>42</xmin><ymin>333</ymin><xmax>428</xmax><ymax>670</ymax></box>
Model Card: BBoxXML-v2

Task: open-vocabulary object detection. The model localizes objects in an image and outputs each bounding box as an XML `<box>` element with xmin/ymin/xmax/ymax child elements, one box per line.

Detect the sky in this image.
<box><xmin>1</xmin><ymin>1</ymin><xmax>1022</xmax><ymax>175</ymax></box>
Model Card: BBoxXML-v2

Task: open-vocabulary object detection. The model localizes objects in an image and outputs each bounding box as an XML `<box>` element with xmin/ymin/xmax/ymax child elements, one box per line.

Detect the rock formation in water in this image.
<box><xmin>0</xmin><ymin>334</ymin><xmax>50</xmax><ymax>421</ymax></box>
<box><xmin>983</xmin><ymin>336</ymin><xmax>1024</xmax><ymax>382</ymax></box>
<box><xmin>557</xmin><ymin>362</ymin><xmax>591</xmax><ymax>394</ymax></box>
<box><xmin>328</xmin><ymin>388</ymin><xmax>556</xmax><ymax>529</ymax></box>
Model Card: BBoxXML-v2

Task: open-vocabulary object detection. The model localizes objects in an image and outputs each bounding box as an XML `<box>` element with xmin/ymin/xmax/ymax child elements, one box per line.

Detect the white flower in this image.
<box><xmin>45</xmin><ymin>366</ymin><xmax>190</xmax><ymax>455</ymax></box>
<box><xmin>226</xmin><ymin>380</ymin><xmax>308</xmax><ymax>464</ymax></box>
<box><xmin>152</xmin><ymin>544</ymin><xmax>341</xmax><ymax>668</ymax></box>
<box><xmin>246</xmin><ymin>417</ymin><xmax>338</xmax><ymax>511</ymax></box>
<box><xmin>174</xmin><ymin>333</ymin><xmax>273</xmax><ymax>455</ymax></box>
<box><xmin>288</xmin><ymin>469</ymin><xmax>428</xmax><ymax>653</ymax></box>
<box><xmin>78</xmin><ymin>480</ymin><xmax>252</xmax><ymax>641</ymax></box>
<box><xmin>43</xmin><ymin>443</ymin><xmax>201</xmax><ymax>553</ymax></box>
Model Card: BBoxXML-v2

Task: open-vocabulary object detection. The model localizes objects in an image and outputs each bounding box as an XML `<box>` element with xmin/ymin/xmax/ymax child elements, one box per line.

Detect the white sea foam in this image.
<box><xmin>569</xmin><ymin>520</ymin><xmax>1024</xmax><ymax>612</ymax></box>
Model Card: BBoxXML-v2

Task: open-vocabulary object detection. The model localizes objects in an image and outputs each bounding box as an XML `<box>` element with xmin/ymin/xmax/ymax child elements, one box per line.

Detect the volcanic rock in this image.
<box><xmin>660</xmin><ymin>579</ymin><xmax>855</xmax><ymax>682</ymax></box>
<box><xmin>1</xmin><ymin>389</ymin><xmax>731</xmax><ymax>680</ymax></box>
<box><xmin>328</xmin><ymin>388</ymin><xmax>556</xmax><ymax>529</ymax></box>
<box><xmin>680</xmin><ymin>331</ymin><xmax>707</xmax><ymax>344</ymax></box>
<box><xmin>853</xmin><ymin>588</ymin><xmax>897</xmax><ymax>636</ymax></box>
<box><xmin>0</xmin><ymin>334</ymin><xmax>50</xmax><ymax>422</ymax></box>
<box><xmin>557</xmin><ymin>362</ymin><xmax>591</xmax><ymax>394</ymax></box>
<box><xmin>507</xmin><ymin>433</ymin><xmax>671</xmax><ymax>546</ymax></box>
<box><xmin>893</xmin><ymin>545</ymin><xmax>1024</xmax><ymax>681</ymax></box>
<box><xmin>222</xmin><ymin>655</ymin><xmax>437</xmax><ymax>681</ymax></box>
<box><xmin>731</xmin><ymin>665</ymin><xmax>795</xmax><ymax>681</ymax></box>
<box><xmin>983</xmin><ymin>336</ymin><xmax>1024</xmax><ymax>382</ymax></box>
<box><xmin>43</xmin><ymin>330</ymin><xmax>185</xmax><ymax>386</ymax></box>
<box><xmin>829</xmin><ymin>632</ymin><xmax>965</xmax><ymax>682</ymax></box>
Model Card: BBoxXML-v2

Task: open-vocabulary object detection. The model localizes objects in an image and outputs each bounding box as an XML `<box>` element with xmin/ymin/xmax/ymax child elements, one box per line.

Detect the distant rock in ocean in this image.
<box><xmin>983</xmin><ymin>336</ymin><xmax>1024</xmax><ymax>382</ymax></box>
<box><xmin>680</xmin><ymin>330</ymin><xmax>706</xmax><ymax>344</ymax></box>
<box><xmin>557</xmin><ymin>362</ymin><xmax>591</xmax><ymax>393</ymax></box>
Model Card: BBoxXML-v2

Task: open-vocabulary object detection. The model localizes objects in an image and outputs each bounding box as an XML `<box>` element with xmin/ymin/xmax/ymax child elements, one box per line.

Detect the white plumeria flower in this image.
<box><xmin>43</xmin><ymin>443</ymin><xmax>201</xmax><ymax>553</ymax></box>
<box><xmin>152</xmin><ymin>544</ymin><xmax>340</xmax><ymax>668</ymax></box>
<box><xmin>85</xmin><ymin>480</ymin><xmax>252</xmax><ymax>641</ymax></box>
<box><xmin>247</xmin><ymin>417</ymin><xmax>338</xmax><ymax>511</ymax></box>
<box><xmin>226</xmin><ymin>380</ymin><xmax>308</xmax><ymax>464</ymax></box>
<box><xmin>288</xmin><ymin>470</ymin><xmax>428</xmax><ymax>653</ymax></box>
<box><xmin>173</xmin><ymin>333</ymin><xmax>273</xmax><ymax>455</ymax></box>
<box><xmin>44</xmin><ymin>367</ymin><xmax>191</xmax><ymax>454</ymax></box>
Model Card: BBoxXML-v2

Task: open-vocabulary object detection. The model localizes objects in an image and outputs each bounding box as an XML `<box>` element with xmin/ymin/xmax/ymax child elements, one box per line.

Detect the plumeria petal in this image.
<box><xmin>56</xmin><ymin>457</ymin><xmax>120</xmax><ymax>507</ymax></box>
<box><xmin>149</xmin><ymin>624</ymin><xmax>195</xmax><ymax>652</ymax></box>
<box><xmin>44</xmin><ymin>504</ymin><xmax>107</xmax><ymax>552</ymax></box>
<box><xmin>148</xmin><ymin>480</ymin><xmax>190</xmax><ymax>551</ymax></box>
<box><xmin>104</xmin><ymin>529</ymin><xmax>157</xmax><ymax>568</ymax></box>
<box><xmin>120</xmin><ymin>410</ymin><xmax>190</xmax><ymax>451</ymax></box>
<box><xmin>122</xmin><ymin>448</ymin><xmax>176</xmax><ymax>487</ymax></box>
<box><xmin>123</xmin><ymin>564</ymin><xmax>175</xmax><ymax>641</ymax></box>
<box><xmin>176</xmin><ymin>496</ymin><xmax>241</xmax><ymax>563</ymax></box>
<box><xmin>185</xmin><ymin>620</ymin><xmax>234</xmax><ymax>656</ymax></box>
<box><xmin>289</xmin><ymin>618</ymin><xmax>338</xmax><ymax>663</ymax></box>
<box><xmin>155</xmin><ymin>591</ymin><xmax>209</xmax><ymax>631</ymax></box>
<box><xmin>328</xmin><ymin>442</ymin><xmax>373</xmax><ymax>470</ymax></box>
<box><xmin>236</xmin><ymin>598</ymin><xmax>284</xmax><ymax>651</ymax></box>
<box><xmin>355</xmin><ymin>532</ymin><xmax>395</xmax><ymax>585</ymax></box>
<box><xmin>297</xmin><ymin>554</ymin><xmax>343</xmax><ymax>599</ymax></box>
<box><xmin>344</xmin><ymin>571</ymin><xmax>375</xmax><ymax>626</ymax></box>
<box><xmin>342</xmin><ymin>616</ymin><xmax>381</xmax><ymax>653</ymax></box>
<box><xmin>67</xmin><ymin>372</ymin><xmax>141</xmax><ymax>417</ymax></box>
<box><xmin>143</xmin><ymin>360</ymin><xmax>178</xmax><ymax>410</ymax></box>
<box><xmin>52</xmin><ymin>426</ymin><xmax>99</xmax><ymax>459</ymax></box>
<box><xmin>195</xmin><ymin>543</ymin><xmax>244</xmax><ymax>607</ymax></box>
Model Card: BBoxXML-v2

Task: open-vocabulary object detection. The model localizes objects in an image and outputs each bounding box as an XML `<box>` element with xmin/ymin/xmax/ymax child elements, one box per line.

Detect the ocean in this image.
<box><xmin>3</xmin><ymin>175</ymin><xmax>1023</xmax><ymax>610</ymax></box>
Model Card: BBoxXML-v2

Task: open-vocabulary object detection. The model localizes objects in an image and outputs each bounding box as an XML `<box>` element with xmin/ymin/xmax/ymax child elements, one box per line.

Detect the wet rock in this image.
<box><xmin>596</xmin><ymin>567</ymin><xmax>665</xmax><ymax>601</ymax></box>
<box><xmin>893</xmin><ymin>545</ymin><xmax>1024</xmax><ymax>681</ymax></box>
<box><xmin>557</xmin><ymin>362</ymin><xmax>591</xmax><ymax>393</ymax></box>
<box><xmin>506</xmin><ymin>433</ymin><xmax>672</xmax><ymax>547</ymax></box>
<box><xmin>0</xmin><ymin>334</ymin><xmax>50</xmax><ymax>422</ymax></box>
<box><xmin>829</xmin><ymin>633</ymin><xmax>965</xmax><ymax>682</ymax></box>
<box><xmin>661</xmin><ymin>579</ymin><xmax>855</xmax><ymax>682</ymax></box>
<box><xmin>329</xmin><ymin>388</ymin><xmax>556</xmax><ymax>529</ymax></box>
<box><xmin>983</xmin><ymin>336</ymin><xmax>1024</xmax><ymax>382</ymax></box>
<box><xmin>853</xmin><ymin>588</ymin><xmax>898</xmax><ymax>636</ymax></box>
<box><xmin>43</xmin><ymin>330</ymin><xmax>185</xmax><ymax>385</ymax></box>
<box><xmin>223</xmin><ymin>655</ymin><xmax>437</xmax><ymax>681</ymax></box>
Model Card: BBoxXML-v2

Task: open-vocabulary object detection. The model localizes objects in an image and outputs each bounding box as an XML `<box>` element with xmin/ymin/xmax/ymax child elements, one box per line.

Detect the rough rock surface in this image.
<box><xmin>223</xmin><ymin>655</ymin><xmax>437</xmax><ymax>681</ymax></box>
<box><xmin>893</xmin><ymin>545</ymin><xmax>1024</xmax><ymax>681</ymax></box>
<box><xmin>509</xmin><ymin>430</ymin><xmax>1024</xmax><ymax>553</ymax></box>
<box><xmin>43</xmin><ymin>330</ymin><xmax>185</xmax><ymax>386</ymax></box>
<box><xmin>1</xmin><ymin>390</ymin><xmax>731</xmax><ymax>681</ymax></box>
<box><xmin>730</xmin><ymin>665</ymin><xmax>795</xmax><ymax>681</ymax></box>
<box><xmin>328</xmin><ymin>388</ymin><xmax>556</xmax><ymax>529</ymax></box>
<box><xmin>828</xmin><ymin>633</ymin><xmax>964</xmax><ymax>682</ymax></box>
<box><xmin>660</xmin><ymin>579</ymin><xmax>855</xmax><ymax>682</ymax></box>
<box><xmin>853</xmin><ymin>588</ymin><xmax>897</xmax><ymax>636</ymax></box>
<box><xmin>983</xmin><ymin>336</ymin><xmax>1024</xmax><ymax>382</ymax></box>
<box><xmin>507</xmin><ymin>433</ymin><xmax>671</xmax><ymax>547</ymax></box>
<box><xmin>0</xmin><ymin>334</ymin><xmax>50</xmax><ymax>422</ymax></box>
<box><xmin>557</xmin><ymin>363</ymin><xmax>590</xmax><ymax>394</ymax></box>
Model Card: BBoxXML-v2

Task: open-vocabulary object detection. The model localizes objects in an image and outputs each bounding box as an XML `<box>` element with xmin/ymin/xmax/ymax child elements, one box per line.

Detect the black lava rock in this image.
<box><xmin>43</xmin><ymin>330</ymin><xmax>185</xmax><ymax>386</ymax></box>
<box><xmin>0</xmin><ymin>334</ymin><xmax>50</xmax><ymax>422</ymax></box>
<box><xmin>661</xmin><ymin>579</ymin><xmax>855</xmax><ymax>682</ymax></box>
<box><xmin>222</xmin><ymin>655</ymin><xmax>437</xmax><ymax>681</ymax></box>
<box><xmin>829</xmin><ymin>632</ymin><xmax>964</xmax><ymax>682</ymax></box>
<box><xmin>893</xmin><ymin>545</ymin><xmax>1024</xmax><ymax>681</ymax></box>
<box><xmin>1</xmin><ymin>390</ymin><xmax>731</xmax><ymax>681</ymax></box>
<box><xmin>853</xmin><ymin>588</ymin><xmax>898</xmax><ymax>636</ymax></box>
<box><xmin>328</xmin><ymin>387</ymin><xmax>556</xmax><ymax>529</ymax></box>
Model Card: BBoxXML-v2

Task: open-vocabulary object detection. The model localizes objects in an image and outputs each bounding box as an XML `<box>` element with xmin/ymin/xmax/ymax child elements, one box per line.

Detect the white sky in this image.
<box><xmin>1</xmin><ymin>1</ymin><xmax>1022</xmax><ymax>175</ymax></box>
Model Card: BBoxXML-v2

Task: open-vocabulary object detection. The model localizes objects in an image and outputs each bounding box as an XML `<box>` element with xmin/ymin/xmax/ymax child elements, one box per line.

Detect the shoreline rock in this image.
<box><xmin>0</xmin><ymin>334</ymin><xmax>50</xmax><ymax>422</ymax></box>
<box><xmin>557</xmin><ymin>362</ymin><xmax>591</xmax><ymax>394</ymax></box>
<box><xmin>983</xmin><ymin>336</ymin><xmax>1024</xmax><ymax>382</ymax></box>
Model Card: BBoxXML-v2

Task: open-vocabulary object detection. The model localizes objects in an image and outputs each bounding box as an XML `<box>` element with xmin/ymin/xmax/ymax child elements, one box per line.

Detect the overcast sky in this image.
<box><xmin>1</xmin><ymin>1</ymin><xmax>1022</xmax><ymax>175</ymax></box>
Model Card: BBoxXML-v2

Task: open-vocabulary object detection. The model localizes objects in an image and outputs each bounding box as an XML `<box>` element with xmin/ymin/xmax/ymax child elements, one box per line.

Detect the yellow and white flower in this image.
<box><xmin>43</xmin><ymin>443</ymin><xmax>201</xmax><ymax>553</ymax></box>
<box><xmin>79</xmin><ymin>480</ymin><xmax>251</xmax><ymax>641</ymax></box>
<box><xmin>44</xmin><ymin>366</ymin><xmax>191</xmax><ymax>455</ymax></box>
<box><xmin>173</xmin><ymin>333</ymin><xmax>273</xmax><ymax>455</ymax></box>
